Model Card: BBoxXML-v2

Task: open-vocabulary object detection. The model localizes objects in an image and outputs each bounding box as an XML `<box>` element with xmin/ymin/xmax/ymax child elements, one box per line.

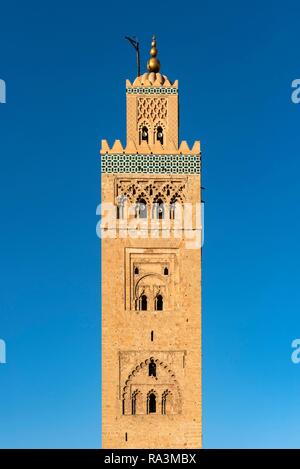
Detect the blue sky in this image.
<box><xmin>0</xmin><ymin>0</ymin><xmax>300</xmax><ymax>449</ymax></box>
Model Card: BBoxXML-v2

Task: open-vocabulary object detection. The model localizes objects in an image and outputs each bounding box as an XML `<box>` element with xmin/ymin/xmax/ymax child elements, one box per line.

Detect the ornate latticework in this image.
<box><xmin>115</xmin><ymin>177</ymin><xmax>187</xmax><ymax>205</ymax></box>
<box><xmin>137</xmin><ymin>97</ymin><xmax>167</xmax><ymax>123</ymax></box>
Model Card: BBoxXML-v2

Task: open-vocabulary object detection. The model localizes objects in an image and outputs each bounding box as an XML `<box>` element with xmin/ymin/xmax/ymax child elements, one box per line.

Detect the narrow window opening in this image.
<box><xmin>155</xmin><ymin>294</ymin><xmax>163</xmax><ymax>311</ymax></box>
<box><xmin>134</xmin><ymin>267</ymin><xmax>139</xmax><ymax>275</ymax></box>
<box><xmin>148</xmin><ymin>393</ymin><xmax>156</xmax><ymax>414</ymax></box>
<box><xmin>164</xmin><ymin>267</ymin><xmax>168</xmax><ymax>275</ymax></box>
<box><xmin>157</xmin><ymin>199</ymin><xmax>164</xmax><ymax>219</ymax></box>
<box><xmin>141</xmin><ymin>126</ymin><xmax>149</xmax><ymax>143</ymax></box>
<box><xmin>156</xmin><ymin>126</ymin><xmax>164</xmax><ymax>145</ymax></box>
<box><xmin>141</xmin><ymin>294</ymin><xmax>147</xmax><ymax>311</ymax></box>
<box><xmin>136</xmin><ymin>198</ymin><xmax>147</xmax><ymax>219</ymax></box>
<box><xmin>149</xmin><ymin>359</ymin><xmax>156</xmax><ymax>377</ymax></box>
<box><xmin>151</xmin><ymin>330</ymin><xmax>154</xmax><ymax>342</ymax></box>
<box><xmin>125</xmin><ymin>432</ymin><xmax>128</xmax><ymax>442</ymax></box>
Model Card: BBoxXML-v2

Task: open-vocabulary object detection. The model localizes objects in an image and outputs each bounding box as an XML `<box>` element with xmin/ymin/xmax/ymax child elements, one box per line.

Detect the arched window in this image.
<box><xmin>135</xmin><ymin>198</ymin><xmax>147</xmax><ymax>219</ymax></box>
<box><xmin>153</xmin><ymin>198</ymin><xmax>164</xmax><ymax>219</ymax></box>
<box><xmin>164</xmin><ymin>267</ymin><xmax>168</xmax><ymax>275</ymax></box>
<box><xmin>135</xmin><ymin>294</ymin><xmax>148</xmax><ymax>311</ymax></box>
<box><xmin>134</xmin><ymin>267</ymin><xmax>139</xmax><ymax>275</ymax></box>
<box><xmin>140</xmin><ymin>294</ymin><xmax>147</xmax><ymax>311</ymax></box>
<box><xmin>149</xmin><ymin>359</ymin><xmax>156</xmax><ymax>377</ymax></box>
<box><xmin>155</xmin><ymin>294</ymin><xmax>163</xmax><ymax>311</ymax></box>
<box><xmin>156</xmin><ymin>126</ymin><xmax>163</xmax><ymax>145</ymax></box>
<box><xmin>147</xmin><ymin>392</ymin><xmax>156</xmax><ymax>414</ymax></box>
<box><xmin>170</xmin><ymin>199</ymin><xmax>177</xmax><ymax>220</ymax></box>
<box><xmin>141</xmin><ymin>126</ymin><xmax>149</xmax><ymax>143</ymax></box>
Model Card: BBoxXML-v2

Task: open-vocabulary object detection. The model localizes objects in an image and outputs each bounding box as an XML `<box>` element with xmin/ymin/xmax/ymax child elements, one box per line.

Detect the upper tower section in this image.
<box><xmin>101</xmin><ymin>36</ymin><xmax>200</xmax><ymax>173</ymax></box>
<box><xmin>126</xmin><ymin>36</ymin><xmax>180</xmax><ymax>154</ymax></box>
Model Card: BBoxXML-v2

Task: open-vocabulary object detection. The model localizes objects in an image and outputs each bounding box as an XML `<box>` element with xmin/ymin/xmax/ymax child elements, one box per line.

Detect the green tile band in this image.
<box><xmin>101</xmin><ymin>153</ymin><xmax>201</xmax><ymax>174</ymax></box>
<box><xmin>126</xmin><ymin>87</ymin><xmax>178</xmax><ymax>95</ymax></box>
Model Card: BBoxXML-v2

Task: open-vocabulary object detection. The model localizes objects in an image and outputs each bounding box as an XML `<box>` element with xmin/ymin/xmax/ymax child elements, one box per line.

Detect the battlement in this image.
<box><xmin>100</xmin><ymin>139</ymin><xmax>200</xmax><ymax>156</ymax></box>
<box><xmin>126</xmin><ymin>76</ymin><xmax>178</xmax><ymax>88</ymax></box>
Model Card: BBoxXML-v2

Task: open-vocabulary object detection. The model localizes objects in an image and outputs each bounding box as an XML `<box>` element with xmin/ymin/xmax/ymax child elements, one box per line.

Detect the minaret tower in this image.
<box><xmin>101</xmin><ymin>37</ymin><xmax>202</xmax><ymax>449</ymax></box>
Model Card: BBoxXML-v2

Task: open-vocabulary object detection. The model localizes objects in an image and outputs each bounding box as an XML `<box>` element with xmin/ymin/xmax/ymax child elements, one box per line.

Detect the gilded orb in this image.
<box><xmin>147</xmin><ymin>57</ymin><xmax>160</xmax><ymax>73</ymax></box>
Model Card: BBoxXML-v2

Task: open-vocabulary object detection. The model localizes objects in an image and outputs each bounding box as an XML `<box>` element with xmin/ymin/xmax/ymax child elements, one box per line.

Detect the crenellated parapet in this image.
<box><xmin>126</xmin><ymin>75</ymin><xmax>178</xmax><ymax>89</ymax></box>
<box><xmin>100</xmin><ymin>139</ymin><xmax>200</xmax><ymax>156</ymax></box>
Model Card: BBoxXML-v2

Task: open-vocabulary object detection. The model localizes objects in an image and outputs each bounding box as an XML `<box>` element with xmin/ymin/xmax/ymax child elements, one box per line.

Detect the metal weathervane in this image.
<box><xmin>125</xmin><ymin>36</ymin><xmax>140</xmax><ymax>77</ymax></box>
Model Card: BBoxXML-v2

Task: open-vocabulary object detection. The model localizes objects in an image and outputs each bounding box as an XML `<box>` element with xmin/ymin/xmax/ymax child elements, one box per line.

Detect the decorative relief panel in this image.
<box><xmin>125</xmin><ymin>248</ymin><xmax>179</xmax><ymax>312</ymax></box>
<box><xmin>115</xmin><ymin>176</ymin><xmax>187</xmax><ymax>205</ymax></box>
<box><xmin>119</xmin><ymin>350</ymin><xmax>185</xmax><ymax>416</ymax></box>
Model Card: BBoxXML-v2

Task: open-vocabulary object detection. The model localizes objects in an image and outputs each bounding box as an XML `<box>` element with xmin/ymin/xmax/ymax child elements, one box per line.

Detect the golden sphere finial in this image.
<box><xmin>147</xmin><ymin>35</ymin><xmax>160</xmax><ymax>73</ymax></box>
